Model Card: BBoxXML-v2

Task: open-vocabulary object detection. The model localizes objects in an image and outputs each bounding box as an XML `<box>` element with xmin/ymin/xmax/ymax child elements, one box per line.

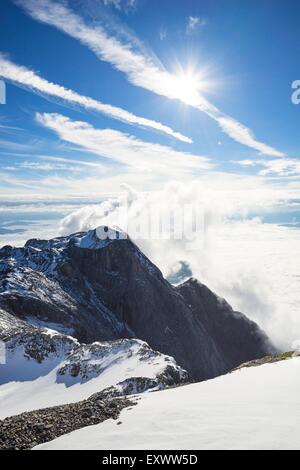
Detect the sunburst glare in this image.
<box><xmin>167</xmin><ymin>65</ymin><xmax>213</xmax><ymax>106</ymax></box>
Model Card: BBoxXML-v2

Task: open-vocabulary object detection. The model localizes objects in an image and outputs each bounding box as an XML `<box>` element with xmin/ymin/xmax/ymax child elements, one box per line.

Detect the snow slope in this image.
<box><xmin>36</xmin><ymin>357</ymin><xmax>300</xmax><ymax>450</ymax></box>
<box><xmin>0</xmin><ymin>315</ymin><xmax>187</xmax><ymax>419</ymax></box>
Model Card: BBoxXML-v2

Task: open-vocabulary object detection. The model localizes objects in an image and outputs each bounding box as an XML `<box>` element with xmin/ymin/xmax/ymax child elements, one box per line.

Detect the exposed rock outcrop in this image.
<box><xmin>0</xmin><ymin>395</ymin><xmax>134</xmax><ymax>450</ymax></box>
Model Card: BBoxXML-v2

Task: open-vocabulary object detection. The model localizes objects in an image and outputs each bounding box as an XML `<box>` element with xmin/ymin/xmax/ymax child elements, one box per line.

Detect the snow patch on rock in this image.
<box><xmin>0</xmin><ymin>312</ymin><xmax>188</xmax><ymax>419</ymax></box>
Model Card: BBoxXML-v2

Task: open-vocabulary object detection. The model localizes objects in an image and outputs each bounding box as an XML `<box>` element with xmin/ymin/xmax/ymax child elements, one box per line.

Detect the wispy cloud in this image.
<box><xmin>8</xmin><ymin>154</ymin><xmax>108</xmax><ymax>172</ymax></box>
<box><xmin>186</xmin><ymin>16</ymin><xmax>206</xmax><ymax>35</ymax></box>
<box><xmin>18</xmin><ymin>161</ymin><xmax>83</xmax><ymax>172</ymax></box>
<box><xmin>0</xmin><ymin>171</ymin><xmax>40</xmax><ymax>189</ymax></box>
<box><xmin>234</xmin><ymin>158</ymin><xmax>300</xmax><ymax>176</ymax></box>
<box><xmin>0</xmin><ymin>123</ymin><xmax>24</xmax><ymax>132</ymax></box>
<box><xmin>102</xmin><ymin>0</ymin><xmax>137</xmax><ymax>11</ymax></box>
<box><xmin>36</xmin><ymin>112</ymin><xmax>213</xmax><ymax>174</ymax></box>
<box><xmin>217</xmin><ymin>117</ymin><xmax>285</xmax><ymax>158</ymax></box>
<box><xmin>0</xmin><ymin>54</ymin><xmax>191</xmax><ymax>144</ymax></box>
<box><xmin>103</xmin><ymin>0</ymin><xmax>122</xmax><ymax>9</ymax></box>
<box><xmin>0</xmin><ymin>138</ymin><xmax>40</xmax><ymax>152</ymax></box>
<box><xmin>18</xmin><ymin>0</ymin><xmax>286</xmax><ymax>157</ymax></box>
<box><xmin>233</xmin><ymin>159</ymin><xmax>256</xmax><ymax>167</ymax></box>
<box><xmin>39</xmin><ymin>155</ymin><xmax>108</xmax><ymax>170</ymax></box>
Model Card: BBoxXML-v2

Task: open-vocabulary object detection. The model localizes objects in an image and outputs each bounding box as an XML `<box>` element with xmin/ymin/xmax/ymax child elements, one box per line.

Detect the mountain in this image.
<box><xmin>0</xmin><ymin>309</ymin><xmax>187</xmax><ymax>419</ymax></box>
<box><xmin>0</xmin><ymin>226</ymin><xmax>276</xmax><ymax>381</ymax></box>
<box><xmin>35</xmin><ymin>353</ymin><xmax>300</xmax><ymax>451</ymax></box>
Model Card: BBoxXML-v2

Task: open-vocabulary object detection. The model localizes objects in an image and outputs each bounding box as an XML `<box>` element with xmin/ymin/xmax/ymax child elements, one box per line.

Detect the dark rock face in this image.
<box><xmin>177</xmin><ymin>278</ymin><xmax>275</xmax><ymax>374</ymax></box>
<box><xmin>0</xmin><ymin>228</ymin><xmax>276</xmax><ymax>381</ymax></box>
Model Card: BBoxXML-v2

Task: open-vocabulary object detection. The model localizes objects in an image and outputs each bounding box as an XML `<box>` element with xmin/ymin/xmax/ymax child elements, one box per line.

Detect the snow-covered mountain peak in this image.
<box><xmin>76</xmin><ymin>226</ymin><xmax>127</xmax><ymax>250</ymax></box>
<box><xmin>0</xmin><ymin>227</ymin><xmax>130</xmax><ymax>277</ymax></box>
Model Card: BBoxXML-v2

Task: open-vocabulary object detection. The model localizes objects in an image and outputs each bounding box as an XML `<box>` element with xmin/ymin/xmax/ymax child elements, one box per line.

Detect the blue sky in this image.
<box><xmin>0</xmin><ymin>0</ymin><xmax>300</xmax><ymax>201</ymax></box>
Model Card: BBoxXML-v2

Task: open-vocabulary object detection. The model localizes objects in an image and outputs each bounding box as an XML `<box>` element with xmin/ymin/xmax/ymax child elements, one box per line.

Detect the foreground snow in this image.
<box><xmin>36</xmin><ymin>357</ymin><xmax>300</xmax><ymax>450</ymax></box>
<box><xmin>0</xmin><ymin>320</ymin><xmax>186</xmax><ymax>419</ymax></box>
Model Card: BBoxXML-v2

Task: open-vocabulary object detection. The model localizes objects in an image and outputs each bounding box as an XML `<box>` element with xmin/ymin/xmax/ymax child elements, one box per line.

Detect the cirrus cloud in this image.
<box><xmin>36</xmin><ymin>112</ymin><xmax>213</xmax><ymax>175</ymax></box>
<box><xmin>0</xmin><ymin>54</ymin><xmax>191</xmax><ymax>144</ymax></box>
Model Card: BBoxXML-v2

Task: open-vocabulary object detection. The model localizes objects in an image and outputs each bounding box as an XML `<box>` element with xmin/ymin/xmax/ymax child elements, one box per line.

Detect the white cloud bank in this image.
<box><xmin>0</xmin><ymin>54</ymin><xmax>191</xmax><ymax>144</ymax></box>
<box><xmin>18</xmin><ymin>0</ymin><xmax>285</xmax><ymax>157</ymax></box>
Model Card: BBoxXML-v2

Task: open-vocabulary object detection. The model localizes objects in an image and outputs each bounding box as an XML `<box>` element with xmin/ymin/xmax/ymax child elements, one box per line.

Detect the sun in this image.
<box><xmin>169</xmin><ymin>67</ymin><xmax>205</xmax><ymax>105</ymax></box>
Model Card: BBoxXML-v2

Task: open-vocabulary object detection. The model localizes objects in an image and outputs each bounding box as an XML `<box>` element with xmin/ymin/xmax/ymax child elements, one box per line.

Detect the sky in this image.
<box><xmin>1</xmin><ymin>0</ymin><xmax>300</xmax><ymax>348</ymax></box>
<box><xmin>1</xmin><ymin>0</ymin><xmax>300</xmax><ymax>196</ymax></box>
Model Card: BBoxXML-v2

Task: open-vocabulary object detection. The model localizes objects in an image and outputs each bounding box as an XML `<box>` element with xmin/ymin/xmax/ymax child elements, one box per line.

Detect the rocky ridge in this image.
<box><xmin>0</xmin><ymin>394</ymin><xmax>134</xmax><ymax>450</ymax></box>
